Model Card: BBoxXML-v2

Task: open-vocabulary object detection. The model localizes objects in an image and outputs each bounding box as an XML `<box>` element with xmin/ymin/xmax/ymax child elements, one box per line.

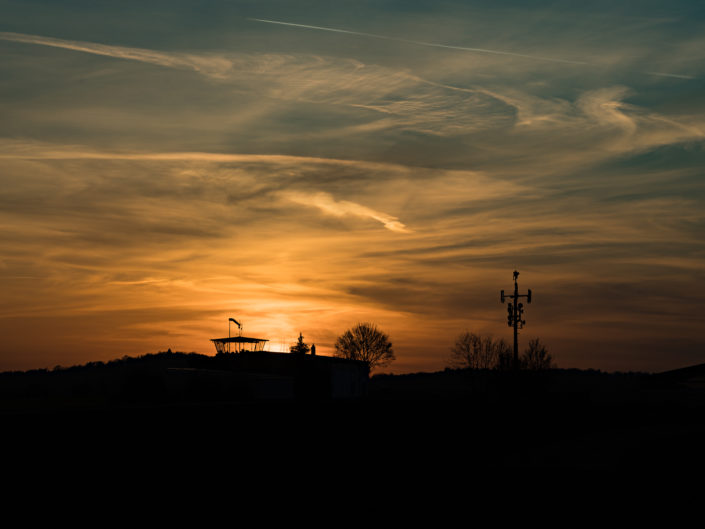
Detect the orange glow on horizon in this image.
<box><xmin>2</xmin><ymin>12</ymin><xmax>704</xmax><ymax>374</ymax></box>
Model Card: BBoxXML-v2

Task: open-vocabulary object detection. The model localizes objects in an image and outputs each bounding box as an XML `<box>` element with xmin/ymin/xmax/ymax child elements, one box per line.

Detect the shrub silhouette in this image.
<box><xmin>449</xmin><ymin>332</ymin><xmax>554</xmax><ymax>371</ymax></box>
<box><xmin>449</xmin><ymin>331</ymin><xmax>510</xmax><ymax>370</ymax></box>
<box><xmin>521</xmin><ymin>338</ymin><xmax>554</xmax><ymax>370</ymax></box>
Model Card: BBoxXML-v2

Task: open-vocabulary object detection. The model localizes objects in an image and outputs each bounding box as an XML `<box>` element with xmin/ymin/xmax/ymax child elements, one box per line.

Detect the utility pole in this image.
<box><xmin>501</xmin><ymin>271</ymin><xmax>532</xmax><ymax>370</ymax></box>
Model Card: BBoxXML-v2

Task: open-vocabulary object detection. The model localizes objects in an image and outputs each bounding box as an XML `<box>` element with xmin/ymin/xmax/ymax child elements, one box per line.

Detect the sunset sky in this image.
<box><xmin>1</xmin><ymin>0</ymin><xmax>704</xmax><ymax>373</ymax></box>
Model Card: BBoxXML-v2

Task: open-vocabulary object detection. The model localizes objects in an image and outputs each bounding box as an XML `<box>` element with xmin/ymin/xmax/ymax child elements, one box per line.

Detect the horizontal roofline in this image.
<box><xmin>211</xmin><ymin>337</ymin><xmax>269</xmax><ymax>344</ymax></box>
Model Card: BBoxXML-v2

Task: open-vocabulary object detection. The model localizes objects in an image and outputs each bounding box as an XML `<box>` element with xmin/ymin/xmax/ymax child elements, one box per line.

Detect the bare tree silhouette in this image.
<box><xmin>449</xmin><ymin>331</ymin><xmax>509</xmax><ymax>370</ymax></box>
<box><xmin>521</xmin><ymin>338</ymin><xmax>554</xmax><ymax>370</ymax></box>
<box><xmin>334</xmin><ymin>323</ymin><xmax>394</xmax><ymax>371</ymax></box>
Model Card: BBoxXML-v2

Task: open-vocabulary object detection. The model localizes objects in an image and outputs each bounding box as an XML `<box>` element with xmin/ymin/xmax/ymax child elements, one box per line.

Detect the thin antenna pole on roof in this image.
<box><xmin>228</xmin><ymin>317</ymin><xmax>242</xmax><ymax>353</ymax></box>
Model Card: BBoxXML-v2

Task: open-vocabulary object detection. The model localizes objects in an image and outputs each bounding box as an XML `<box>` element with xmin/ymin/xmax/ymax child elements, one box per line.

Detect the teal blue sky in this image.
<box><xmin>1</xmin><ymin>1</ymin><xmax>704</xmax><ymax>373</ymax></box>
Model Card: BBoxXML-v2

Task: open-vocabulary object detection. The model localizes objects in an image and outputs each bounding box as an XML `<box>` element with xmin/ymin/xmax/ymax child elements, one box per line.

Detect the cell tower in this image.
<box><xmin>500</xmin><ymin>270</ymin><xmax>532</xmax><ymax>370</ymax></box>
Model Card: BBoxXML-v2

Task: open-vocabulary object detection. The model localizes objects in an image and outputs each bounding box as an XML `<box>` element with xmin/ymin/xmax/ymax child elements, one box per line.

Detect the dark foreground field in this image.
<box><xmin>2</xmin><ymin>353</ymin><xmax>705</xmax><ymax>469</ymax></box>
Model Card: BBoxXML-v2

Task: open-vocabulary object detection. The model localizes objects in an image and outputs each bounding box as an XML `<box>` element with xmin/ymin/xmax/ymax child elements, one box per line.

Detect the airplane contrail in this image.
<box><xmin>248</xmin><ymin>18</ymin><xmax>694</xmax><ymax>79</ymax></box>
<box><xmin>249</xmin><ymin>18</ymin><xmax>589</xmax><ymax>65</ymax></box>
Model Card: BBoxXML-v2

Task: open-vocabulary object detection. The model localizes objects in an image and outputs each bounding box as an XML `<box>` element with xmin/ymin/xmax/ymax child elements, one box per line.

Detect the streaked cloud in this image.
<box><xmin>0</xmin><ymin>30</ymin><xmax>507</xmax><ymax>136</ymax></box>
<box><xmin>0</xmin><ymin>31</ymin><xmax>234</xmax><ymax>78</ymax></box>
<box><xmin>2</xmin><ymin>29</ymin><xmax>703</xmax><ymax>149</ymax></box>
<box><xmin>249</xmin><ymin>17</ymin><xmax>697</xmax><ymax>80</ymax></box>
<box><xmin>282</xmin><ymin>191</ymin><xmax>412</xmax><ymax>233</ymax></box>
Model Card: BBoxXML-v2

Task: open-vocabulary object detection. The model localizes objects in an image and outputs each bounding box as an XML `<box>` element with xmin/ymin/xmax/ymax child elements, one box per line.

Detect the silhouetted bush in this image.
<box><xmin>449</xmin><ymin>332</ymin><xmax>555</xmax><ymax>371</ymax></box>
<box><xmin>521</xmin><ymin>338</ymin><xmax>555</xmax><ymax>370</ymax></box>
<box><xmin>449</xmin><ymin>331</ymin><xmax>512</xmax><ymax>370</ymax></box>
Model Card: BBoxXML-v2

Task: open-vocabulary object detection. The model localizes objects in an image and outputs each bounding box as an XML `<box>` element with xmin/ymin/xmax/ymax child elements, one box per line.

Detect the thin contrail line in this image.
<box><xmin>249</xmin><ymin>18</ymin><xmax>588</xmax><ymax>65</ymax></box>
<box><xmin>248</xmin><ymin>17</ymin><xmax>695</xmax><ymax>79</ymax></box>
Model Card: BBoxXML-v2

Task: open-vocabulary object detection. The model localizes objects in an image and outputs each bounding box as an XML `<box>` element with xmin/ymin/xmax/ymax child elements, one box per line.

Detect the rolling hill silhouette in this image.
<box><xmin>2</xmin><ymin>351</ymin><xmax>705</xmax><ymax>468</ymax></box>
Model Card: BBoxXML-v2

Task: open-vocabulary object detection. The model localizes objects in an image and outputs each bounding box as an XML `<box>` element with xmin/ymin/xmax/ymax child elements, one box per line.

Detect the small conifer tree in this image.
<box><xmin>290</xmin><ymin>332</ymin><xmax>310</xmax><ymax>355</ymax></box>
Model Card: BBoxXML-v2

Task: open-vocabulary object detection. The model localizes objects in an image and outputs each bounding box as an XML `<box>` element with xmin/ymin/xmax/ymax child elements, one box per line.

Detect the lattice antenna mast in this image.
<box><xmin>500</xmin><ymin>270</ymin><xmax>532</xmax><ymax>370</ymax></box>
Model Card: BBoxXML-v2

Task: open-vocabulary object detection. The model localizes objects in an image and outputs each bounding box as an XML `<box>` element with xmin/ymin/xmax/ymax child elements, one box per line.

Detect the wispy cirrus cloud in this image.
<box><xmin>0</xmin><ymin>30</ymin><xmax>518</xmax><ymax>136</ymax></box>
<box><xmin>248</xmin><ymin>17</ymin><xmax>695</xmax><ymax>79</ymax></box>
<box><xmin>281</xmin><ymin>190</ymin><xmax>412</xmax><ymax>233</ymax></box>
<box><xmin>2</xmin><ymin>29</ymin><xmax>703</xmax><ymax>148</ymax></box>
<box><xmin>0</xmin><ymin>139</ymin><xmax>417</xmax><ymax>234</ymax></box>
<box><xmin>0</xmin><ymin>31</ymin><xmax>234</xmax><ymax>78</ymax></box>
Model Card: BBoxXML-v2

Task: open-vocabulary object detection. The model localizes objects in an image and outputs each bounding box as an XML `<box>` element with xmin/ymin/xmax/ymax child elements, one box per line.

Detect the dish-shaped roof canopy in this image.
<box><xmin>211</xmin><ymin>336</ymin><xmax>268</xmax><ymax>344</ymax></box>
<box><xmin>211</xmin><ymin>335</ymin><xmax>268</xmax><ymax>354</ymax></box>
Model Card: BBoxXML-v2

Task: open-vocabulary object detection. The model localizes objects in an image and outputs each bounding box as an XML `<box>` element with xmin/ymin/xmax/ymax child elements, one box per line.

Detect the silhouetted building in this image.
<box><xmin>207</xmin><ymin>327</ymin><xmax>366</xmax><ymax>399</ymax></box>
<box><xmin>166</xmin><ymin>351</ymin><xmax>368</xmax><ymax>399</ymax></box>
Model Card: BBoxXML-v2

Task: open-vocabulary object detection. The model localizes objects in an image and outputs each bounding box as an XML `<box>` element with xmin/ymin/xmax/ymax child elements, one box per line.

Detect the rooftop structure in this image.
<box><xmin>211</xmin><ymin>317</ymin><xmax>268</xmax><ymax>354</ymax></box>
<box><xmin>206</xmin><ymin>317</ymin><xmax>369</xmax><ymax>399</ymax></box>
<box><xmin>211</xmin><ymin>336</ymin><xmax>269</xmax><ymax>354</ymax></box>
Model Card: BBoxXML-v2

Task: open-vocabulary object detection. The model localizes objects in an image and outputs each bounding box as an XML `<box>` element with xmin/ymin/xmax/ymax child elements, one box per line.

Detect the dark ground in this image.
<box><xmin>2</xmin><ymin>354</ymin><xmax>705</xmax><ymax>469</ymax></box>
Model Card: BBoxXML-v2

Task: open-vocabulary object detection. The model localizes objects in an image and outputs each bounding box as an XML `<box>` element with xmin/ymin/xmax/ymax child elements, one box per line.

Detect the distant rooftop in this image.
<box><xmin>211</xmin><ymin>336</ymin><xmax>268</xmax><ymax>354</ymax></box>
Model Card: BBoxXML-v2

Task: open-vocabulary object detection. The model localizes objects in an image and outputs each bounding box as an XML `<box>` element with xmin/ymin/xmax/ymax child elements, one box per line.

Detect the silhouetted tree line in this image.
<box><xmin>449</xmin><ymin>332</ymin><xmax>554</xmax><ymax>371</ymax></box>
<box><xmin>0</xmin><ymin>350</ymin><xmax>207</xmax><ymax>377</ymax></box>
<box><xmin>289</xmin><ymin>323</ymin><xmax>395</xmax><ymax>372</ymax></box>
<box><xmin>0</xmin><ymin>350</ymin><xmax>280</xmax><ymax>409</ymax></box>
